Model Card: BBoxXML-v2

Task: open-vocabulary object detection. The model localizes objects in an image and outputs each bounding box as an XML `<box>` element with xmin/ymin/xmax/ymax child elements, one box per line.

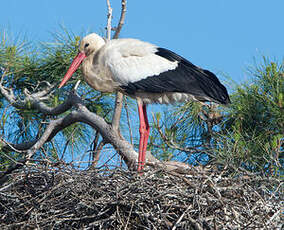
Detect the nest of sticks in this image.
<box><xmin>0</xmin><ymin>166</ymin><xmax>282</xmax><ymax>229</ymax></box>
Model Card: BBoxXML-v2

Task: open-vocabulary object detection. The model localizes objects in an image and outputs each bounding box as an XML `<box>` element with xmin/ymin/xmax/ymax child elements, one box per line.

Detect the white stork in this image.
<box><xmin>59</xmin><ymin>33</ymin><xmax>230</xmax><ymax>172</ymax></box>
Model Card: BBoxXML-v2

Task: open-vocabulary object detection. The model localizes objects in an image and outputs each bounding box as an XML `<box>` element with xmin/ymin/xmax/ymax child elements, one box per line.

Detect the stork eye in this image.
<box><xmin>84</xmin><ymin>43</ymin><xmax>89</xmax><ymax>48</ymax></box>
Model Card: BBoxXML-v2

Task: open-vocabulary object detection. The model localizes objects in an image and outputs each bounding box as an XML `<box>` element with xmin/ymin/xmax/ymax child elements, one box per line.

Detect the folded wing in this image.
<box><xmin>104</xmin><ymin>40</ymin><xmax>230</xmax><ymax>104</ymax></box>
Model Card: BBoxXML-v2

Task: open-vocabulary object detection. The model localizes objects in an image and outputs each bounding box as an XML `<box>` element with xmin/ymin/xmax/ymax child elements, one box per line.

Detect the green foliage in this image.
<box><xmin>149</xmin><ymin>102</ymin><xmax>211</xmax><ymax>162</ymax></box>
<box><xmin>217</xmin><ymin>59</ymin><xmax>283</xmax><ymax>175</ymax></box>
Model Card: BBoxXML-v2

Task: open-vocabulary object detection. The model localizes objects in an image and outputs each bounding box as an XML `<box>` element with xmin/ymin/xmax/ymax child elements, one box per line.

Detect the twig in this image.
<box><xmin>124</xmin><ymin>201</ymin><xmax>134</xmax><ymax>230</ymax></box>
<box><xmin>266</xmin><ymin>210</ymin><xmax>280</xmax><ymax>226</ymax></box>
<box><xmin>111</xmin><ymin>92</ymin><xmax>124</xmax><ymax>134</ymax></box>
<box><xmin>124</xmin><ymin>99</ymin><xmax>133</xmax><ymax>145</ymax></box>
<box><xmin>106</xmin><ymin>0</ymin><xmax>113</xmax><ymax>40</ymax></box>
<box><xmin>0</xmin><ymin>159</ymin><xmax>26</xmax><ymax>185</ymax></box>
<box><xmin>74</xmin><ymin>80</ymin><xmax>81</xmax><ymax>90</ymax></box>
<box><xmin>187</xmin><ymin>216</ymin><xmax>203</xmax><ymax>230</ymax></box>
<box><xmin>171</xmin><ymin>204</ymin><xmax>192</xmax><ymax>230</ymax></box>
<box><xmin>91</xmin><ymin>140</ymin><xmax>105</xmax><ymax>168</ymax></box>
<box><xmin>0</xmin><ymin>79</ymin><xmax>73</xmax><ymax>115</ymax></box>
<box><xmin>110</xmin><ymin>0</ymin><xmax>127</xmax><ymax>134</ymax></box>
<box><xmin>113</xmin><ymin>0</ymin><xmax>127</xmax><ymax>39</ymax></box>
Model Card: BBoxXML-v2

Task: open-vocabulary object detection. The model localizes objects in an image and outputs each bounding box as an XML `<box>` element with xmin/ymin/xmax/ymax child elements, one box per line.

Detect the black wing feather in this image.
<box><xmin>121</xmin><ymin>48</ymin><xmax>230</xmax><ymax>104</ymax></box>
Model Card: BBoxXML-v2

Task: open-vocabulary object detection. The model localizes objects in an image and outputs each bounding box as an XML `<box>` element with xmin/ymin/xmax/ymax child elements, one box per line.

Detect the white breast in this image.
<box><xmin>81</xmin><ymin>53</ymin><xmax>119</xmax><ymax>93</ymax></box>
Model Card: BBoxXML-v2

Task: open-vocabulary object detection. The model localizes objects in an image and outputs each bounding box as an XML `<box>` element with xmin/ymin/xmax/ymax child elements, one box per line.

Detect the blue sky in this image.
<box><xmin>1</xmin><ymin>0</ymin><xmax>283</xmax><ymax>85</ymax></box>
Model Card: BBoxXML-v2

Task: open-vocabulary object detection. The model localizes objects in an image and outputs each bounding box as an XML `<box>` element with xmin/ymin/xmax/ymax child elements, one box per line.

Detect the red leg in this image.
<box><xmin>137</xmin><ymin>102</ymin><xmax>150</xmax><ymax>172</ymax></box>
<box><xmin>137</xmin><ymin>101</ymin><xmax>146</xmax><ymax>172</ymax></box>
<box><xmin>141</xmin><ymin>104</ymin><xmax>150</xmax><ymax>167</ymax></box>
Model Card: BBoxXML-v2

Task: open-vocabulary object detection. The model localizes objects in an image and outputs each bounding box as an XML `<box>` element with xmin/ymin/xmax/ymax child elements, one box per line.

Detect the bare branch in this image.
<box><xmin>113</xmin><ymin>0</ymin><xmax>127</xmax><ymax>39</ymax></box>
<box><xmin>106</xmin><ymin>0</ymin><xmax>113</xmax><ymax>40</ymax></box>
<box><xmin>0</xmin><ymin>77</ymin><xmax>54</xmax><ymax>107</ymax></box>
<box><xmin>91</xmin><ymin>141</ymin><xmax>105</xmax><ymax>168</ymax></box>
<box><xmin>111</xmin><ymin>91</ymin><xmax>124</xmax><ymax>133</ymax></box>
<box><xmin>0</xmin><ymin>139</ymin><xmax>37</xmax><ymax>154</ymax></box>
<box><xmin>172</xmin><ymin>205</ymin><xmax>193</xmax><ymax>230</ymax></box>
<box><xmin>88</xmin><ymin>131</ymin><xmax>105</xmax><ymax>168</ymax></box>
<box><xmin>76</xmin><ymin>101</ymin><xmax>138</xmax><ymax>167</ymax></box>
<box><xmin>0</xmin><ymin>80</ymin><xmax>77</xmax><ymax>115</ymax></box>
<box><xmin>109</xmin><ymin>0</ymin><xmax>127</xmax><ymax>133</ymax></box>
<box><xmin>124</xmin><ymin>98</ymin><xmax>133</xmax><ymax>144</ymax></box>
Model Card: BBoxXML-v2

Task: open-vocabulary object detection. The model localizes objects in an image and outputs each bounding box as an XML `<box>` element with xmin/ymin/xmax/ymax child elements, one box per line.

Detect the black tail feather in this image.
<box><xmin>156</xmin><ymin>48</ymin><xmax>230</xmax><ymax>105</ymax></box>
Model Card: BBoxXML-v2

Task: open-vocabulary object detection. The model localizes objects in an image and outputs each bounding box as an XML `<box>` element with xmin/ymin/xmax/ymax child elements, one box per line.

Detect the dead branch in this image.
<box><xmin>0</xmin><ymin>90</ymin><xmax>82</xmax><ymax>154</ymax></box>
<box><xmin>111</xmin><ymin>92</ymin><xmax>124</xmax><ymax>133</ymax></box>
<box><xmin>109</xmin><ymin>0</ymin><xmax>127</xmax><ymax>133</ymax></box>
<box><xmin>113</xmin><ymin>0</ymin><xmax>127</xmax><ymax>39</ymax></box>
<box><xmin>124</xmin><ymin>98</ymin><xmax>133</xmax><ymax>144</ymax></box>
<box><xmin>0</xmin><ymin>80</ymin><xmax>74</xmax><ymax>115</ymax></box>
<box><xmin>91</xmin><ymin>140</ymin><xmax>105</xmax><ymax>168</ymax></box>
<box><xmin>106</xmin><ymin>0</ymin><xmax>113</xmax><ymax>40</ymax></box>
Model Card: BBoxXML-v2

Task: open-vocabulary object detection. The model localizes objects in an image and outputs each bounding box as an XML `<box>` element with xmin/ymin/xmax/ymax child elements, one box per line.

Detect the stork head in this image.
<box><xmin>59</xmin><ymin>33</ymin><xmax>105</xmax><ymax>88</ymax></box>
<box><xmin>79</xmin><ymin>33</ymin><xmax>106</xmax><ymax>56</ymax></box>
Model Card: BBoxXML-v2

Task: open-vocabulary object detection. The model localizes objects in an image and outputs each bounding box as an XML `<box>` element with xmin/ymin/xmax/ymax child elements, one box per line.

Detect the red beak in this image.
<box><xmin>58</xmin><ymin>52</ymin><xmax>86</xmax><ymax>88</ymax></box>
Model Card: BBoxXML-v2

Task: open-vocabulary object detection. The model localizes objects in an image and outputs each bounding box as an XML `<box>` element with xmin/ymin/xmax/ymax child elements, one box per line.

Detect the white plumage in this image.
<box><xmin>102</xmin><ymin>39</ymin><xmax>178</xmax><ymax>85</ymax></box>
<box><xmin>59</xmin><ymin>33</ymin><xmax>230</xmax><ymax>172</ymax></box>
